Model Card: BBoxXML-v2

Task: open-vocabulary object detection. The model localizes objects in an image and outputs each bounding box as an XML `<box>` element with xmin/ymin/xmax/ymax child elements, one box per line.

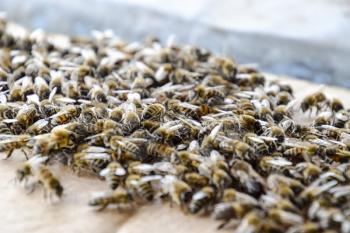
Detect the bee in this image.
<box><xmin>267</xmin><ymin>208</ymin><xmax>303</xmax><ymax>227</ymax></box>
<box><xmin>0</xmin><ymin>122</ymin><xmax>12</xmax><ymax>134</ymax></box>
<box><xmin>313</xmin><ymin>111</ymin><xmax>332</xmax><ymax>127</ymax></box>
<box><xmin>334</xmin><ymin>110</ymin><xmax>349</xmax><ymax>128</ymax></box>
<box><xmin>264</xmin><ymin>125</ymin><xmax>285</xmax><ymax>143</ymax></box>
<box><xmin>34</xmin><ymin>76</ymin><xmax>50</xmax><ymax>100</ymax></box>
<box><xmin>0</xmin><ymin>103</ymin><xmax>18</xmax><ymax>120</ymax></box>
<box><xmin>212</xmin><ymin>168</ymin><xmax>232</xmax><ymax>189</ymax></box>
<box><xmin>212</xmin><ymin>202</ymin><xmax>254</xmax><ymax>229</ymax></box>
<box><xmin>26</xmin><ymin>119</ymin><xmax>51</xmax><ymax>135</ymax></box>
<box><xmin>188</xmin><ymin>186</ymin><xmax>215</xmax><ymax>214</ymax></box>
<box><xmin>109</xmin><ymin>136</ymin><xmax>142</xmax><ymax>160</ymax></box>
<box><xmin>125</xmin><ymin>174</ymin><xmax>162</xmax><ymax>202</ymax></box>
<box><xmin>230</xmin><ymin>159</ymin><xmax>265</xmax><ymax>197</ymax></box>
<box><xmin>276</xmin><ymin>91</ymin><xmax>293</xmax><ymax>105</ymax></box>
<box><xmin>259</xmin><ymin>156</ymin><xmax>292</xmax><ymax>174</ymax></box>
<box><xmin>273</xmin><ymin>105</ymin><xmax>291</xmax><ymax>123</ymax></box>
<box><xmin>147</xmin><ymin>142</ymin><xmax>175</xmax><ymax>159</ymax></box>
<box><xmin>194</xmin><ymin>85</ymin><xmax>225</xmax><ymax>105</ymax></box>
<box><xmin>165</xmin><ymin>100</ymin><xmax>198</xmax><ymax>119</ymax></box>
<box><xmin>239</xmin><ymin>114</ymin><xmax>262</xmax><ymax>134</ymax></box>
<box><xmin>15</xmin><ymin>104</ymin><xmax>37</xmax><ymax>128</ymax></box>
<box><xmin>234</xmin><ymin>210</ymin><xmax>265</xmax><ymax>233</ymax></box>
<box><xmin>88</xmin><ymin>85</ymin><xmax>106</xmax><ymax>102</ymax></box>
<box><xmin>267</xmin><ymin>174</ymin><xmax>304</xmax><ymax>199</ymax></box>
<box><xmin>300</xmin><ymin>91</ymin><xmax>327</xmax><ymax>114</ymax></box>
<box><xmin>109</xmin><ymin>107</ymin><xmax>124</xmax><ymax>122</ymax></box>
<box><xmin>88</xmin><ymin>188</ymin><xmax>133</xmax><ymax>211</ymax></box>
<box><xmin>50</xmin><ymin>127</ymin><xmax>78</xmax><ymax>149</ymax></box>
<box><xmin>99</xmin><ymin>162</ymin><xmax>126</xmax><ymax>190</ymax></box>
<box><xmin>222</xmin><ymin>188</ymin><xmax>258</xmax><ymax>205</ymax></box>
<box><xmin>154</xmin><ymin>63</ymin><xmax>175</xmax><ymax>83</ymax></box>
<box><xmin>0</xmin><ymin>134</ymin><xmax>30</xmax><ymax>159</ymax></box>
<box><xmin>329</xmin><ymin>98</ymin><xmax>344</xmax><ymax>112</ymax></box>
<box><xmin>62</xmin><ymin>80</ymin><xmax>80</xmax><ymax>99</ymax></box>
<box><xmin>72</xmin><ymin>147</ymin><xmax>112</xmax><ymax>175</ymax></box>
<box><xmin>15</xmin><ymin>155</ymin><xmax>48</xmax><ymax>183</ymax></box>
<box><xmin>294</xmin><ymin>162</ymin><xmax>322</xmax><ymax>184</ymax></box>
<box><xmin>184</xmin><ymin>172</ymin><xmax>209</xmax><ymax>188</ymax></box>
<box><xmin>49</xmin><ymin>70</ymin><xmax>64</xmax><ymax>93</ymax></box>
<box><xmin>161</xmin><ymin>175</ymin><xmax>192</xmax><ymax>209</ymax></box>
<box><xmin>243</xmin><ymin>133</ymin><xmax>270</xmax><ymax>155</ymax></box>
<box><xmin>141</xmin><ymin>119</ymin><xmax>161</xmax><ymax>132</ymax></box>
<box><xmin>21</xmin><ymin>76</ymin><xmax>35</xmax><ymax>98</ymax></box>
<box><xmin>49</xmin><ymin>105</ymin><xmax>82</xmax><ymax>125</ymax></box>
<box><xmin>121</xmin><ymin>103</ymin><xmax>140</xmax><ymax>132</ymax></box>
<box><xmin>30</xmin><ymin>165</ymin><xmax>64</xmax><ymax>201</ymax></box>
<box><xmin>219</xmin><ymin>138</ymin><xmax>255</xmax><ymax>160</ymax></box>
<box><xmin>79</xmin><ymin>107</ymin><xmax>97</xmax><ymax>124</ymax></box>
<box><xmin>208</xmin><ymin>56</ymin><xmax>237</xmax><ymax>82</ymax></box>
<box><xmin>141</xmin><ymin>103</ymin><xmax>165</xmax><ymax>120</ymax></box>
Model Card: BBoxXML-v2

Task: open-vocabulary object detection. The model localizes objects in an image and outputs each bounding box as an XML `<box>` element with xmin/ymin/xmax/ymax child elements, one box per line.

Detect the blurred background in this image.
<box><xmin>1</xmin><ymin>0</ymin><xmax>350</xmax><ymax>87</ymax></box>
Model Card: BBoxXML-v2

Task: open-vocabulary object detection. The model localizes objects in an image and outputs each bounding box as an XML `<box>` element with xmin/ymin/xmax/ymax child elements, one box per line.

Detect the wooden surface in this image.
<box><xmin>1</xmin><ymin>75</ymin><xmax>349</xmax><ymax>233</ymax></box>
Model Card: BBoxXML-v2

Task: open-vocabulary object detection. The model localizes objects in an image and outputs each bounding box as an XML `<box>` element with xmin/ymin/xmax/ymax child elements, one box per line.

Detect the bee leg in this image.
<box><xmin>4</xmin><ymin>149</ymin><xmax>14</xmax><ymax>160</ymax></box>
<box><xmin>217</xmin><ymin>220</ymin><xmax>230</xmax><ymax>230</ymax></box>
<box><xmin>97</xmin><ymin>203</ymin><xmax>108</xmax><ymax>211</ymax></box>
<box><xmin>21</xmin><ymin>149</ymin><xmax>29</xmax><ymax>160</ymax></box>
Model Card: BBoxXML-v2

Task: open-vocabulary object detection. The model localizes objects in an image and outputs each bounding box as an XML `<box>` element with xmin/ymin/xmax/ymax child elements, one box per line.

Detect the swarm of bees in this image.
<box><xmin>2</xmin><ymin>15</ymin><xmax>350</xmax><ymax>232</ymax></box>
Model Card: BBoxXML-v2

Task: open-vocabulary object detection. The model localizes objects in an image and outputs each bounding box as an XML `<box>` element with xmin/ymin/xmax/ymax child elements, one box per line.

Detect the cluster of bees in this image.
<box><xmin>2</xmin><ymin>16</ymin><xmax>350</xmax><ymax>232</ymax></box>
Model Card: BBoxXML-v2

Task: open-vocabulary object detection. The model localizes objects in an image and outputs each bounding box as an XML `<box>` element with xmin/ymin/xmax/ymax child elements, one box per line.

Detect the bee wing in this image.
<box><xmin>99</xmin><ymin>168</ymin><xmax>109</xmax><ymax>177</ymax></box>
<box><xmin>140</xmin><ymin>175</ymin><xmax>163</xmax><ymax>183</ymax></box>
<box><xmin>309</xmin><ymin>138</ymin><xmax>332</xmax><ymax>147</ymax></box>
<box><xmin>133</xmin><ymin>163</ymin><xmax>154</xmax><ymax>174</ymax></box>
<box><xmin>84</xmin><ymin>153</ymin><xmax>111</xmax><ymax>160</ymax></box>
<box><xmin>115</xmin><ymin>167</ymin><xmax>126</xmax><ymax>176</ymax></box>
<box><xmin>0</xmin><ymin>92</ymin><xmax>7</xmax><ymax>104</ymax></box>
<box><xmin>28</xmin><ymin>155</ymin><xmax>48</xmax><ymax>169</ymax></box>
<box><xmin>192</xmin><ymin>191</ymin><xmax>207</xmax><ymax>201</ymax></box>
<box><xmin>27</xmin><ymin>119</ymin><xmax>49</xmax><ymax>131</ymax></box>
<box><xmin>259</xmin><ymin>136</ymin><xmax>277</xmax><ymax>142</ymax></box>
<box><xmin>49</xmin><ymin>87</ymin><xmax>57</xmax><ymax>102</ymax></box>
<box><xmin>2</xmin><ymin>119</ymin><xmax>18</xmax><ymax>124</ymax></box>
<box><xmin>83</xmin><ymin>146</ymin><xmax>109</xmax><ymax>153</ymax></box>
<box><xmin>267</xmin><ymin>157</ymin><xmax>292</xmax><ymax>167</ymax></box>
<box><xmin>179</xmin><ymin>102</ymin><xmax>198</xmax><ymax>110</ymax></box>
<box><xmin>54</xmin><ymin>96</ymin><xmax>77</xmax><ymax>104</ymax></box>
<box><xmin>248</xmin><ymin>136</ymin><xmax>265</xmax><ymax>144</ymax></box>
<box><xmin>209</xmin><ymin>123</ymin><xmax>222</xmax><ymax>139</ymax></box>
<box><xmin>26</xmin><ymin>94</ymin><xmax>40</xmax><ymax>105</ymax></box>
<box><xmin>153</xmin><ymin>162</ymin><xmax>175</xmax><ymax>173</ymax></box>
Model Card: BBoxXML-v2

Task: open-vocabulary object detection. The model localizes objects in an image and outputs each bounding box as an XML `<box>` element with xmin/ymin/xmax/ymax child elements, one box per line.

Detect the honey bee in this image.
<box><xmin>125</xmin><ymin>174</ymin><xmax>162</xmax><ymax>202</ymax></box>
<box><xmin>72</xmin><ymin>147</ymin><xmax>112</xmax><ymax>175</ymax></box>
<box><xmin>222</xmin><ymin>188</ymin><xmax>258</xmax><ymax>205</ymax></box>
<box><xmin>49</xmin><ymin>105</ymin><xmax>82</xmax><ymax>125</ymax></box>
<box><xmin>34</xmin><ymin>76</ymin><xmax>50</xmax><ymax>100</ymax></box>
<box><xmin>212</xmin><ymin>168</ymin><xmax>232</xmax><ymax>189</ymax></box>
<box><xmin>88</xmin><ymin>85</ymin><xmax>106</xmax><ymax>102</ymax></box>
<box><xmin>0</xmin><ymin>134</ymin><xmax>30</xmax><ymax>159</ymax></box>
<box><xmin>184</xmin><ymin>172</ymin><xmax>209</xmax><ymax>188</ymax></box>
<box><xmin>15</xmin><ymin>104</ymin><xmax>37</xmax><ymax>128</ymax></box>
<box><xmin>267</xmin><ymin>174</ymin><xmax>304</xmax><ymax>199</ymax></box>
<box><xmin>259</xmin><ymin>156</ymin><xmax>292</xmax><ymax>174</ymax></box>
<box><xmin>328</xmin><ymin>98</ymin><xmax>344</xmax><ymax>112</ymax></box>
<box><xmin>26</xmin><ymin>119</ymin><xmax>51</xmax><ymax>135</ymax></box>
<box><xmin>208</xmin><ymin>56</ymin><xmax>237</xmax><ymax>82</ymax></box>
<box><xmin>230</xmin><ymin>159</ymin><xmax>265</xmax><ymax>197</ymax></box>
<box><xmin>300</xmin><ymin>91</ymin><xmax>327</xmax><ymax>114</ymax></box>
<box><xmin>273</xmin><ymin>105</ymin><xmax>291</xmax><ymax>123</ymax></box>
<box><xmin>147</xmin><ymin>142</ymin><xmax>176</xmax><ymax>159</ymax></box>
<box><xmin>49</xmin><ymin>70</ymin><xmax>64</xmax><ymax>93</ymax></box>
<box><xmin>50</xmin><ymin>127</ymin><xmax>78</xmax><ymax>149</ymax></box>
<box><xmin>219</xmin><ymin>138</ymin><xmax>255</xmax><ymax>160</ymax></box>
<box><xmin>267</xmin><ymin>208</ymin><xmax>303</xmax><ymax>227</ymax></box>
<box><xmin>109</xmin><ymin>107</ymin><xmax>124</xmax><ymax>122</ymax></box>
<box><xmin>264</xmin><ymin>125</ymin><xmax>285</xmax><ymax>143</ymax></box>
<box><xmin>194</xmin><ymin>85</ymin><xmax>225</xmax><ymax>105</ymax></box>
<box><xmin>161</xmin><ymin>175</ymin><xmax>192</xmax><ymax>209</ymax></box>
<box><xmin>109</xmin><ymin>136</ymin><xmax>142</xmax><ymax>160</ymax></box>
<box><xmin>62</xmin><ymin>80</ymin><xmax>80</xmax><ymax>99</ymax></box>
<box><xmin>21</xmin><ymin>76</ymin><xmax>35</xmax><ymax>98</ymax></box>
<box><xmin>334</xmin><ymin>110</ymin><xmax>349</xmax><ymax>128</ymax></box>
<box><xmin>121</xmin><ymin>104</ymin><xmax>140</xmax><ymax>132</ymax></box>
<box><xmin>141</xmin><ymin>119</ymin><xmax>161</xmax><ymax>132</ymax></box>
<box><xmin>79</xmin><ymin>107</ymin><xmax>97</xmax><ymax>124</ymax></box>
<box><xmin>99</xmin><ymin>162</ymin><xmax>126</xmax><ymax>190</ymax></box>
<box><xmin>15</xmin><ymin>155</ymin><xmax>48</xmax><ymax>183</ymax></box>
<box><xmin>188</xmin><ymin>186</ymin><xmax>215</xmax><ymax>214</ymax></box>
<box><xmin>234</xmin><ymin>210</ymin><xmax>265</xmax><ymax>233</ymax></box>
<box><xmin>29</xmin><ymin>165</ymin><xmax>64</xmax><ymax>201</ymax></box>
<box><xmin>154</xmin><ymin>63</ymin><xmax>175</xmax><ymax>83</ymax></box>
<box><xmin>141</xmin><ymin>103</ymin><xmax>165</xmax><ymax>120</ymax></box>
<box><xmin>212</xmin><ymin>202</ymin><xmax>254</xmax><ymax>229</ymax></box>
<box><xmin>88</xmin><ymin>188</ymin><xmax>133</xmax><ymax>211</ymax></box>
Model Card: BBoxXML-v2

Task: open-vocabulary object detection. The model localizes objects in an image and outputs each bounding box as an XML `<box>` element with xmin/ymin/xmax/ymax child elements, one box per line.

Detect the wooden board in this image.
<box><xmin>1</xmin><ymin>75</ymin><xmax>349</xmax><ymax>233</ymax></box>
